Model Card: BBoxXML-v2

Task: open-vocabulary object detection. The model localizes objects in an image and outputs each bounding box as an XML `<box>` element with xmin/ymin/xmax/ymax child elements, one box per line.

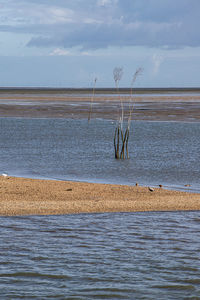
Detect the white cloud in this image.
<box><xmin>97</xmin><ymin>0</ymin><xmax>118</xmax><ymax>7</ymax></box>
<box><xmin>50</xmin><ymin>48</ymin><xmax>71</xmax><ymax>56</ymax></box>
<box><xmin>0</xmin><ymin>1</ymin><xmax>74</xmax><ymax>26</ymax></box>
<box><xmin>49</xmin><ymin>48</ymin><xmax>103</xmax><ymax>57</ymax></box>
<box><xmin>43</xmin><ymin>7</ymin><xmax>74</xmax><ymax>24</ymax></box>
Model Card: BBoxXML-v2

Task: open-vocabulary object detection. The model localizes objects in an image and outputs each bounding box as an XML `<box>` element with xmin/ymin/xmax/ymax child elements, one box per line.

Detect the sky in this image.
<box><xmin>0</xmin><ymin>0</ymin><xmax>200</xmax><ymax>88</ymax></box>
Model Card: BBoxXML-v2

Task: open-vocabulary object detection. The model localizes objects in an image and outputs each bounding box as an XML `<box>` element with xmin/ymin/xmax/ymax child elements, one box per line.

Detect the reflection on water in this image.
<box><xmin>0</xmin><ymin>117</ymin><xmax>200</xmax><ymax>192</ymax></box>
<box><xmin>0</xmin><ymin>211</ymin><xmax>200</xmax><ymax>299</ymax></box>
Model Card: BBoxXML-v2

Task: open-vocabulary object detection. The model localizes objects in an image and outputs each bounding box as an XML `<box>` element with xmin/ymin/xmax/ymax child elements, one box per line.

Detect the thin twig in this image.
<box><xmin>88</xmin><ymin>77</ymin><xmax>97</xmax><ymax>122</ymax></box>
<box><xmin>113</xmin><ymin>67</ymin><xmax>123</xmax><ymax>126</ymax></box>
<box><xmin>128</xmin><ymin>67</ymin><xmax>143</xmax><ymax>128</ymax></box>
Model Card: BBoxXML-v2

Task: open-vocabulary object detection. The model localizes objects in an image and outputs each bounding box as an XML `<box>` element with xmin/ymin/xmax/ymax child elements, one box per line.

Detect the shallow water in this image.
<box><xmin>1</xmin><ymin>117</ymin><xmax>200</xmax><ymax>299</ymax></box>
<box><xmin>0</xmin><ymin>211</ymin><xmax>200</xmax><ymax>299</ymax></box>
<box><xmin>0</xmin><ymin>117</ymin><xmax>200</xmax><ymax>192</ymax></box>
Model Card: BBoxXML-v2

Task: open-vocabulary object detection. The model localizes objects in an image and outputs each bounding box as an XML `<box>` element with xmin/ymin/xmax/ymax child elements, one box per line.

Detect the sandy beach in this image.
<box><xmin>1</xmin><ymin>176</ymin><xmax>200</xmax><ymax>216</ymax></box>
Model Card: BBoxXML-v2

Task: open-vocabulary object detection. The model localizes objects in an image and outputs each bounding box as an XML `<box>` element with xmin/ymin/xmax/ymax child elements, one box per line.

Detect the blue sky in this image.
<box><xmin>0</xmin><ymin>0</ymin><xmax>200</xmax><ymax>87</ymax></box>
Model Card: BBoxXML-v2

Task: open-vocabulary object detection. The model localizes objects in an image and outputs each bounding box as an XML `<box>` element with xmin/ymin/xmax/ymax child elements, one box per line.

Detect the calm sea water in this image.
<box><xmin>0</xmin><ymin>117</ymin><xmax>200</xmax><ymax>192</ymax></box>
<box><xmin>1</xmin><ymin>211</ymin><xmax>200</xmax><ymax>299</ymax></box>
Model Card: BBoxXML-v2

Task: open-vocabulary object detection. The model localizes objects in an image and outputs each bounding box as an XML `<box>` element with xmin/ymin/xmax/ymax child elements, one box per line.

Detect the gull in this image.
<box><xmin>148</xmin><ymin>187</ymin><xmax>154</xmax><ymax>192</ymax></box>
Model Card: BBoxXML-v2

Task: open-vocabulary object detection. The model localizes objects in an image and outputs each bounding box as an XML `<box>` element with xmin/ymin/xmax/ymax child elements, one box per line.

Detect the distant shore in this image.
<box><xmin>1</xmin><ymin>176</ymin><xmax>200</xmax><ymax>216</ymax></box>
<box><xmin>0</xmin><ymin>89</ymin><xmax>200</xmax><ymax>121</ymax></box>
<box><xmin>1</xmin><ymin>87</ymin><xmax>200</xmax><ymax>94</ymax></box>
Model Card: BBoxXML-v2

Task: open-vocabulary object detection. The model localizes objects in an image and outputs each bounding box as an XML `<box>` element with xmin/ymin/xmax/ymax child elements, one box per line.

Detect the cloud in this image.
<box><xmin>152</xmin><ymin>54</ymin><xmax>164</xmax><ymax>75</ymax></box>
<box><xmin>0</xmin><ymin>1</ymin><xmax>74</xmax><ymax>26</ymax></box>
<box><xmin>26</xmin><ymin>20</ymin><xmax>187</xmax><ymax>50</ymax></box>
<box><xmin>1</xmin><ymin>0</ymin><xmax>200</xmax><ymax>51</ymax></box>
<box><xmin>50</xmin><ymin>48</ymin><xmax>71</xmax><ymax>56</ymax></box>
<box><xmin>97</xmin><ymin>0</ymin><xmax>118</xmax><ymax>7</ymax></box>
<box><xmin>49</xmin><ymin>47</ymin><xmax>99</xmax><ymax>57</ymax></box>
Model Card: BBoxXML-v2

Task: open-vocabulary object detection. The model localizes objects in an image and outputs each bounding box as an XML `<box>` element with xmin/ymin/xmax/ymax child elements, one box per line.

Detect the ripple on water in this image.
<box><xmin>1</xmin><ymin>118</ymin><xmax>200</xmax><ymax>192</ymax></box>
<box><xmin>0</xmin><ymin>211</ymin><xmax>200</xmax><ymax>299</ymax></box>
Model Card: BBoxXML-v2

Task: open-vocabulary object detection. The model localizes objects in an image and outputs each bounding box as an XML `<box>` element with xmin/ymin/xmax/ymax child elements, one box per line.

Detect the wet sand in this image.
<box><xmin>1</xmin><ymin>176</ymin><xmax>200</xmax><ymax>216</ymax></box>
<box><xmin>0</xmin><ymin>92</ymin><xmax>200</xmax><ymax>121</ymax></box>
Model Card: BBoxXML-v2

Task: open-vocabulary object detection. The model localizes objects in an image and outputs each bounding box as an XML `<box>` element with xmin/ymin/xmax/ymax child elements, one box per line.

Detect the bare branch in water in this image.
<box><xmin>88</xmin><ymin>77</ymin><xmax>97</xmax><ymax>122</ymax></box>
<box><xmin>131</xmin><ymin>67</ymin><xmax>143</xmax><ymax>90</ymax></box>
<box><xmin>128</xmin><ymin>67</ymin><xmax>144</xmax><ymax>128</ymax></box>
<box><xmin>88</xmin><ymin>67</ymin><xmax>143</xmax><ymax>160</ymax></box>
<box><xmin>113</xmin><ymin>67</ymin><xmax>124</xmax><ymax>127</ymax></box>
<box><xmin>113</xmin><ymin>67</ymin><xmax>123</xmax><ymax>90</ymax></box>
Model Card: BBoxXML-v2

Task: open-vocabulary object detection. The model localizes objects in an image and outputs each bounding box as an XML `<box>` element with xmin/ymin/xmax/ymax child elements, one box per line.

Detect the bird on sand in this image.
<box><xmin>148</xmin><ymin>187</ymin><xmax>154</xmax><ymax>192</ymax></box>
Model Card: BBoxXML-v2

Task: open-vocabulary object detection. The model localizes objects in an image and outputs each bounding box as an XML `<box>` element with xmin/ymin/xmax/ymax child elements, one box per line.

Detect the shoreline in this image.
<box><xmin>0</xmin><ymin>93</ymin><xmax>200</xmax><ymax>122</ymax></box>
<box><xmin>1</xmin><ymin>176</ymin><xmax>200</xmax><ymax>216</ymax></box>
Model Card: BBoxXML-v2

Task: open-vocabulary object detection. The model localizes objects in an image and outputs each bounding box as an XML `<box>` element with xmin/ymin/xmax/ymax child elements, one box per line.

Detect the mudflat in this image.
<box><xmin>0</xmin><ymin>92</ymin><xmax>200</xmax><ymax>121</ymax></box>
<box><xmin>1</xmin><ymin>176</ymin><xmax>200</xmax><ymax>216</ymax></box>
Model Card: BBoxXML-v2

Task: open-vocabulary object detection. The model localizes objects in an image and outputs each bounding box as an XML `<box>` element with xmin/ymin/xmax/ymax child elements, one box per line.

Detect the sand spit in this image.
<box><xmin>0</xmin><ymin>176</ymin><xmax>200</xmax><ymax>216</ymax></box>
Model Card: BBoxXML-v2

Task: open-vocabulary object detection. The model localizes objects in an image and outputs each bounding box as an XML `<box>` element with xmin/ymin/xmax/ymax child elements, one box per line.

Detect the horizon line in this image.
<box><xmin>0</xmin><ymin>86</ymin><xmax>200</xmax><ymax>94</ymax></box>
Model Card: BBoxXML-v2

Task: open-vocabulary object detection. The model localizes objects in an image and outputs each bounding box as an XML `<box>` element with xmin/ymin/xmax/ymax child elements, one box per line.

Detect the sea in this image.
<box><xmin>0</xmin><ymin>211</ymin><xmax>200</xmax><ymax>299</ymax></box>
<box><xmin>0</xmin><ymin>117</ymin><xmax>200</xmax><ymax>192</ymax></box>
<box><xmin>0</xmin><ymin>99</ymin><xmax>200</xmax><ymax>299</ymax></box>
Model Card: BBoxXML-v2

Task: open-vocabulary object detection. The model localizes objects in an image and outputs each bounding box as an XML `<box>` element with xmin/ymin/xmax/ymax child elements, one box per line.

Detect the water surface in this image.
<box><xmin>0</xmin><ymin>211</ymin><xmax>200</xmax><ymax>299</ymax></box>
<box><xmin>0</xmin><ymin>118</ymin><xmax>200</xmax><ymax>192</ymax></box>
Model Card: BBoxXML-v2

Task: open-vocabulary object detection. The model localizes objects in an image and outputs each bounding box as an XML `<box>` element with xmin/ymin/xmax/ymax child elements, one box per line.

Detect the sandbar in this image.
<box><xmin>0</xmin><ymin>176</ymin><xmax>200</xmax><ymax>216</ymax></box>
<box><xmin>0</xmin><ymin>92</ymin><xmax>200</xmax><ymax>121</ymax></box>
